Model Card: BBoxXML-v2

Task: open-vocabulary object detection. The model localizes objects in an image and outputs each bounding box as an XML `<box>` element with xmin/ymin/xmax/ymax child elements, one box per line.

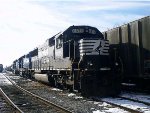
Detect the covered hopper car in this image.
<box><xmin>103</xmin><ymin>16</ymin><xmax>150</xmax><ymax>90</ymax></box>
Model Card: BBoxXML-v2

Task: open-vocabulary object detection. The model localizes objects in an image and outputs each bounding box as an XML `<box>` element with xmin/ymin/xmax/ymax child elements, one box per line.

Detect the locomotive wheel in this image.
<box><xmin>48</xmin><ymin>75</ymin><xmax>55</xmax><ymax>86</ymax></box>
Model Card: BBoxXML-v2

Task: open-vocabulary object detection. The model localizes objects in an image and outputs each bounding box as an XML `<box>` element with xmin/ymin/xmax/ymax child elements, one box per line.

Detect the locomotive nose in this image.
<box><xmin>79</xmin><ymin>38</ymin><xmax>109</xmax><ymax>56</ymax></box>
<box><xmin>78</xmin><ymin>38</ymin><xmax>110</xmax><ymax>70</ymax></box>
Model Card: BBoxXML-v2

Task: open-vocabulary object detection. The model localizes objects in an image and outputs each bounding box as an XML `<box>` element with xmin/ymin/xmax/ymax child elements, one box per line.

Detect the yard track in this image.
<box><xmin>2</xmin><ymin>73</ymin><xmax>73</xmax><ymax>113</ymax></box>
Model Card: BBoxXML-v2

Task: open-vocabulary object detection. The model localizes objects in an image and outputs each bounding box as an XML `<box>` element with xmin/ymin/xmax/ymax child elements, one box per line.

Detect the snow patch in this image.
<box><xmin>93</xmin><ymin>110</ymin><xmax>105</xmax><ymax>113</ymax></box>
<box><xmin>75</xmin><ymin>96</ymin><xmax>83</xmax><ymax>99</ymax></box>
<box><xmin>102</xmin><ymin>97</ymin><xmax>150</xmax><ymax>113</ymax></box>
<box><xmin>27</xmin><ymin>79</ymin><xmax>32</xmax><ymax>81</ymax></box>
<box><xmin>67</xmin><ymin>93</ymin><xmax>83</xmax><ymax>99</ymax></box>
<box><xmin>104</xmin><ymin>108</ymin><xmax>128</xmax><ymax>113</ymax></box>
<box><xmin>121</xmin><ymin>92</ymin><xmax>150</xmax><ymax>104</ymax></box>
<box><xmin>0</xmin><ymin>74</ymin><xmax>12</xmax><ymax>85</ymax></box>
<box><xmin>98</xmin><ymin>102</ymin><xmax>110</xmax><ymax>107</ymax></box>
<box><xmin>68</xmin><ymin>93</ymin><xmax>76</xmax><ymax>97</ymax></box>
<box><xmin>51</xmin><ymin>88</ymin><xmax>62</xmax><ymax>91</ymax></box>
<box><xmin>94</xmin><ymin>102</ymin><xmax>100</xmax><ymax>105</ymax></box>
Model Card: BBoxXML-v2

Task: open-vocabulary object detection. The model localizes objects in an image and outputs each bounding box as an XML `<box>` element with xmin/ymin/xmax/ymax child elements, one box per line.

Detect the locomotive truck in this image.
<box><xmin>13</xmin><ymin>25</ymin><xmax>121</xmax><ymax>97</ymax></box>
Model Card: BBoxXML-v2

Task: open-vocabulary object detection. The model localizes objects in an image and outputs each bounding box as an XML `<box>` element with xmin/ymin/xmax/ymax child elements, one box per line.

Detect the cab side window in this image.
<box><xmin>56</xmin><ymin>36</ymin><xmax>63</xmax><ymax>49</ymax></box>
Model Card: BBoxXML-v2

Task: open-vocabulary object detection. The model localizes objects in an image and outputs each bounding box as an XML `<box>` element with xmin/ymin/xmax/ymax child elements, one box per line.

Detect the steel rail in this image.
<box><xmin>92</xmin><ymin>97</ymin><xmax>142</xmax><ymax>113</ymax></box>
<box><xmin>0</xmin><ymin>88</ymin><xmax>24</xmax><ymax>113</ymax></box>
<box><xmin>118</xmin><ymin>96</ymin><xmax>150</xmax><ymax>106</ymax></box>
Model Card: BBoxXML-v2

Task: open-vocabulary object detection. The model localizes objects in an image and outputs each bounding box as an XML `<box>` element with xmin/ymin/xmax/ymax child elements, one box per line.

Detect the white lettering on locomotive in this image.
<box><xmin>72</xmin><ymin>28</ymin><xmax>96</xmax><ymax>34</ymax></box>
<box><xmin>79</xmin><ymin>39</ymin><xmax>109</xmax><ymax>56</ymax></box>
<box><xmin>72</xmin><ymin>29</ymin><xmax>84</xmax><ymax>33</ymax></box>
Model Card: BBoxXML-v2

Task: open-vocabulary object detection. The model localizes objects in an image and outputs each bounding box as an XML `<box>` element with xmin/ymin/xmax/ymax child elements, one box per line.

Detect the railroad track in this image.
<box><xmin>0</xmin><ymin>88</ymin><xmax>23</xmax><ymax>113</ymax></box>
<box><xmin>101</xmin><ymin>96</ymin><xmax>150</xmax><ymax>113</ymax></box>
<box><xmin>118</xmin><ymin>95</ymin><xmax>150</xmax><ymax>106</ymax></box>
<box><xmin>4</xmin><ymin>73</ymin><xmax>150</xmax><ymax>113</ymax></box>
<box><xmin>91</xmin><ymin>91</ymin><xmax>150</xmax><ymax>113</ymax></box>
<box><xmin>2</xmin><ymin>73</ymin><xmax>73</xmax><ymax>113</ymax></box>
<box><xmin>0</xmin><ymin>89</ymin><xmax>20</xmax><ymax>113</ymax></box>
<box><xmin>92</xmin><ymin>97</ymin><xmax>143</xmax><ymax>113</ymax></box>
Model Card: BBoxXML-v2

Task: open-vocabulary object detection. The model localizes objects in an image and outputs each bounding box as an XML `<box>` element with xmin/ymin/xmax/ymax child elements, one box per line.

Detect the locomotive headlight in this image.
<box><xmin>115</xmin><ymin>62</ymin><xmax>119</xmax><ymax>66</ymax></box>
<box><xmin>88</xmin><ymin>61</ymin><xmax>93</xmax><ymax>66</ymax></box>
<box><xmin>90</xmin><ymin>63</ymin><xmax>93</xmax><ymax>66</ymax></box>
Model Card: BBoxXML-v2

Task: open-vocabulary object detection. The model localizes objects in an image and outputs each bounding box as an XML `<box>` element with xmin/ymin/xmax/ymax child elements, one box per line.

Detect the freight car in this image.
<box><xmin>0</xmin><ymin>64</ymin><xmax>3</xmax><ymax>72</ymax></box>
<box><xmin>13</xmin><ymin>25</ymin><xmax>122</xmax><ymax>97</ymax></box>
<box><xmin>103</xmin><ymin>16</ymin><xmax>150</xmax><ymax>90</ymax></box>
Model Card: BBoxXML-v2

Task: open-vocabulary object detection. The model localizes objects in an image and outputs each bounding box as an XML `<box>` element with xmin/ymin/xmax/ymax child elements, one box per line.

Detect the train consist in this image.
<box><xmin>12</xmin><ymin>25</ymin><xmax>121</xmax><ymax>97</ymax></box>
<box><xmin>103</xmin><ymin>16</ymin><xmax>150</xmax><ymax>90</ymax></box>
<box><xmin>12</xmin><ymin>16</ymin><xmax>150</xmax><ymax>96</ymax></box>
<box><xmin>0</xmin><ymin>64</ymin><xmax>3</xmax><ymax>72</ymax></box>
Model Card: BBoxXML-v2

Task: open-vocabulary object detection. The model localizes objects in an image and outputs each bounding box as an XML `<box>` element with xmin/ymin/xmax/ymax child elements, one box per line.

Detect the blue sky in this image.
<box><xmin>0</xmin><ymin>0</ymin><xmax>150</xmax><ymax>67</ymax></box>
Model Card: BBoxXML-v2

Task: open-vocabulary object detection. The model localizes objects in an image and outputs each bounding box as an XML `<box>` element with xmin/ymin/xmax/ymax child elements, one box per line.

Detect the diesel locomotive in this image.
<box><xmin>12</xmin><ymin>25</ymin><xmax>121</xmax><ymax>97</ymax></box>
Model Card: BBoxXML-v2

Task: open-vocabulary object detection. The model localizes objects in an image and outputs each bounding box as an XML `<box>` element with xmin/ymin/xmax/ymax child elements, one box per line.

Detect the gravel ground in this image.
<box><xmin>0</xmin><ymin>95</ymin><xmax>15</xmax><ymax>113</ymax></box>
<box><xmin>6</xmin><ymin>74</ymin><xmax>128</xmax><ymax>113</ymax></box>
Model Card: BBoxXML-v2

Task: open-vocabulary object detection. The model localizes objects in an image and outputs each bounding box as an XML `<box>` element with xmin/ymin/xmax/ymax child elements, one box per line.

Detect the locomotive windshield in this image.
<box><xmin>63</xmin><ymin>26</ymin><xmax>104</xmax><ymax>42</ymax></box>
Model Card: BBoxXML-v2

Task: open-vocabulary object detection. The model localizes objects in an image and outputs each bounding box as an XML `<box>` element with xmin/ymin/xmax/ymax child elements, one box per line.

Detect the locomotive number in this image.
<box><xmin>88</xmin><ymin>29</ymin><xmax>96</xmax><ymax>34</ymax></box>
<box><xmin>72</xmin><ymin>28</ymin><xmax>96</xmax><ymax>34</ymax></box>
<box><xmin>72</xmin><ymin>29</ymin><xmax>84</xmax><ymax>33</ymax></box>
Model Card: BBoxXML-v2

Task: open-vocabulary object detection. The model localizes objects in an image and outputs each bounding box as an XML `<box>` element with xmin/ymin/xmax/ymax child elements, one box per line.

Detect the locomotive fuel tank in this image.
<box><xmin>34</xmin><ymin>74</ymin><xmax>49</xmax><ymax>83</ymax></box>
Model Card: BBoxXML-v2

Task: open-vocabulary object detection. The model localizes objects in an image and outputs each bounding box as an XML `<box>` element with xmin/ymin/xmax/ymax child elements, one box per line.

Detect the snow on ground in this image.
<box><xmin>51</xmin><ymin>88</ymin><xmax>62</xmax><ymax>91</ymax></box>
<box><xmin>67</xmin><ymin>93</ymin><xmax>83</xmax><ymax>99</ymax></box>
<box><xmin>27</xmin><ymin>79</ymin><xmax>32</xmax><ymax>81</ymax></box>
<box><xmin>104</xmin><ymin>108</ymin><xmax>129</xmax><ymax>113</ymax></box>
<box><xmin>93</xmin><ymin>109</ymin><xmax>128</xmax><ymax>113</ymax></box>
<box><xmin>121</xmin><ymin>92</ymin><xmax>150</xmax><ymax>103</ymax></box>
<box><xmin>94</xmin><ymin>102</ymin><xmax>129</xmax><ymax>113</ymax></box>
<box><xmin>74</xmin><ymin>96</ymin><xmax>83</xmax><ymax>99</ymax></box>
<box><xmin>102</xmin><ymin>97</ymin><xmax>150</xmax><ymax>113</ymax></box>
<box><xmin>93</xmin><ymin>110</ymin><xmax>105</xmax><ymax>113</ymax></box>
<box><xmin>0</xmin><ymin>73</ymin><xmax>12</xmax><ymax>85</ymax></box>
<box><xmin>94</xmin><ymin>102</ymin><xmax>100</xmax><ymax>105</ymax></box>
<box><xmin>68</xmin><ymin>93</ymin><xmax>76</xmax><ymax>97</ymax></box>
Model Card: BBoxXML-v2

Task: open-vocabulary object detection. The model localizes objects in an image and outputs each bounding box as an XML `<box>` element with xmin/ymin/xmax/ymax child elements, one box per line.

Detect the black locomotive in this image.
<box><xmin>12</xmin><ymin>25</ymin><xmax>121</xmax><ymax>97</ymax></box>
